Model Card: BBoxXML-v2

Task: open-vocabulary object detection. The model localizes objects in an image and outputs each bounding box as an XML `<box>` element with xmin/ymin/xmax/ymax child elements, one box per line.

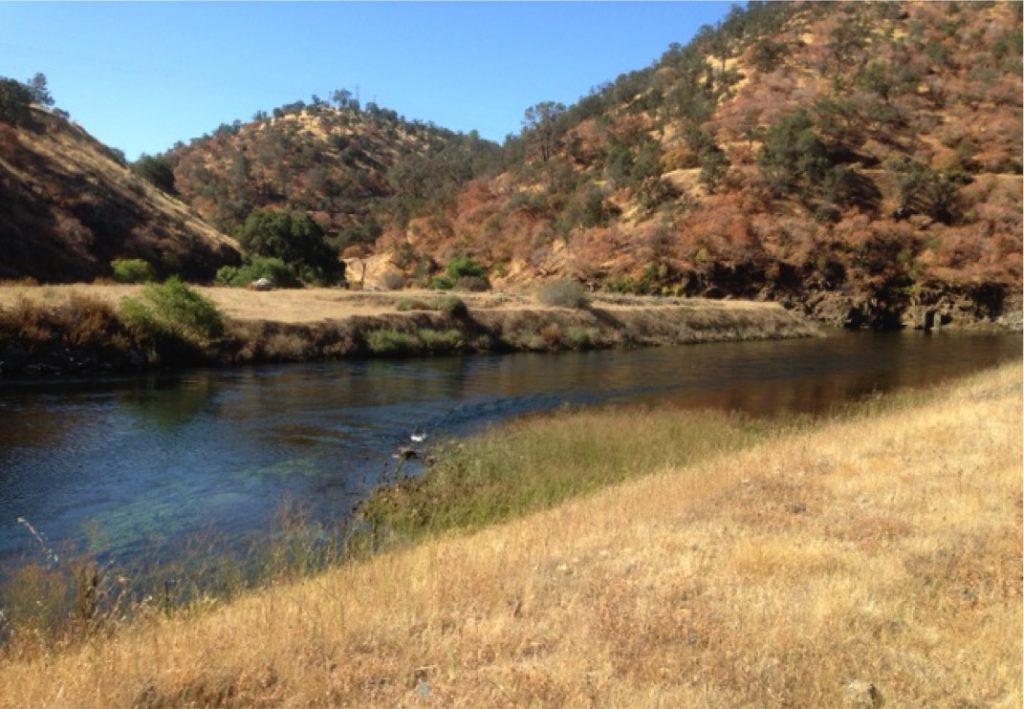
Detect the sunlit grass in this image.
<box><xmin>0</xmin><ymin>362</ymin><xmax>1018</xmax><ymax>707</ymax></box>
<box><xmin>360</xmin><ymin>406</ymin><xmax>790</xmax><ymax>539</ymax></box>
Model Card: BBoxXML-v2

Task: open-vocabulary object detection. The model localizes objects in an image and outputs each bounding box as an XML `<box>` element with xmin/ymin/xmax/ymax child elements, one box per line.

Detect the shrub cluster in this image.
<box><xmin>110</xmin><ymin>258</ymin><xmax>156</xmax><ymax>284</ymax></box>
<box><xmin>417</xmin><ymin>328</ymin><xmax>464</xmax><ymax>352</ymax></box>
<box><xmin>429</xmin><ymin>256</ymin><xmax>490</xmax><ymax>291</ymax></box>
<box><xmin>365</xmin><ymin>327</ymin><xmax>467</xmax><ymax>356</ymax></box>
<box><xmin>365</xmin><ymin>329</ymin><xmax>420</xmax><ymax>355</ymax></box>
<box><xmin>216</xmin><ymin>257</ymin><xmax>301</xmax><ymax>288</ymax></box>
<box><xmin>537</xmin><ymin>278</ymin><xmax>589</xmax><ymax>308</ymax></box>
<box><xmin>395</xmin><ymin>294</ymin><xmax>467</xmax><ymax>316</ymax></box>
<box><xmin>427</xmin><ymin>274</ymin><xmax>456</xmax><ymax>290</ymax></box>
<box><xmin>119</xmin><ymin>278</ymin><xmax>225</xmax><ymax>346</ymax></box>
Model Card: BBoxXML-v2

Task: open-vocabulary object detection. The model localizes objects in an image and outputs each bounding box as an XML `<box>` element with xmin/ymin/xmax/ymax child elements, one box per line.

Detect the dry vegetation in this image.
<box><xmin>0</xmin><ymin>282</ymin><xmax>807</xmax><ymax>324</ymax></box>
<box><xmin>372</xmin><ymin>2</ymin><xmax>1022</xmax><ymax>329</ymax></box>
<box><xmin>0</xmin><ymin>283</ymin><xmax>818</xmax><ymax>370</ymax></box>
<box><xmin>0</xmin><ymin>282</ymin><xmax>817</xmax><ymax>374</ymax></box>
<box><xmin>1</xmin><ymin>363</ymin><xmax>1018</xmax><ymax>707</ymax></box>
<box><xmin>0</xmin><ymin>108</ymin><xmax>240</xmax><ymax>282</ymax></box>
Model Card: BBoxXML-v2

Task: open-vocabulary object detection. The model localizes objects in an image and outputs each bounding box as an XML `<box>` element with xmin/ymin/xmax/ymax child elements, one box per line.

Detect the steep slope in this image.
<box><xmin>0</xmin><ymin>107</ymin><xmax>240</xmax><ymax>283</ymax></box>
<box><xmin>165</xmin><ymin>102</ymin><xmax>500</xmax><ymax>257</ymax></box>
<box><xmin>377</xmin><ymin>1</ymin><xmax>1022</xmax><ymax>327</ymax></box>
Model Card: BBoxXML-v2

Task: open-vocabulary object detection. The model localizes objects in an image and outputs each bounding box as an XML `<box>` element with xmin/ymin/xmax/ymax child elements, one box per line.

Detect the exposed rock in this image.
<box><xmin>901</xmin><ymin>306</ymin><xmax>939</xmax><ymax>331</ymax></box>
<box><xmin>804</xmin><ymin>293</ymin><xmax>864</xmax><ymax>329</ymax></box>
<box><xmin>996</xmin><ymin>293</ymin><xmax>1023</xmax><ymax>332</ymax></box>
<box><xmin>393</xmin><ymin>447</ymin><xmax>418</xmax><ymax>461</ymax></box>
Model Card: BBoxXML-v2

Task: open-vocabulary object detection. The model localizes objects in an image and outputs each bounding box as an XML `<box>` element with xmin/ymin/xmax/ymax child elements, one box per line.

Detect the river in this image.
<box><xmin>0</xmin><ymin>331</ymin><xmax>1018</xmax><ymax>569</ymax></box>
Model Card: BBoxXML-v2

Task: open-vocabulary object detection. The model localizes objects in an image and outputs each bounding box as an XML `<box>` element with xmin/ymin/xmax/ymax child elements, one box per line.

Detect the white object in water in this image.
<box><xmin>410</xmin><ymin>430</ymin><xmax>427</xmax><ymax>443</ymax></box>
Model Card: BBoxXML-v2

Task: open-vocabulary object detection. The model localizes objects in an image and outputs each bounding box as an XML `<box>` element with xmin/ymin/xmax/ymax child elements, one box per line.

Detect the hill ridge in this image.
<box><xmin>0</xmin><ymin>105</ymin><xmax>240</xmax><ymax>283</ymax></box>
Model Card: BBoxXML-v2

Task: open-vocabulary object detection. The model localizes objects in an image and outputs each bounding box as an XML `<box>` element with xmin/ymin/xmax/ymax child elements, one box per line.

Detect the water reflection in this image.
<box><xmin>117</xmin><ymin>375</ymin><xmax>221</xmax><ymax>429</ymax></box>
<box><xmin>0</xmin><ymin>331</ymin><xmax>1018</xmax><ymax>568</ymax></box>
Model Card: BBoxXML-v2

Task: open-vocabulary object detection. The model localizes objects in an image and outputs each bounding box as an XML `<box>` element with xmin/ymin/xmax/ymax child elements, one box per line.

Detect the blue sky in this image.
<box><xmin>1</xmin><ymin>2</ymin><xmax>733</xmax><ymax>159</ymax></box>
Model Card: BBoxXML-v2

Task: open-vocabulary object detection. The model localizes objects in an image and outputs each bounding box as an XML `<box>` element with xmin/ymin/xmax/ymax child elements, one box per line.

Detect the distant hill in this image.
<box><xmin>4</xmin><ymin>2</ymin><xmax>1019</xmax><ymax>328</ymax></box>
<box><xmin>0</xmin><ymin>105</ymin><xmax>240</xmax><ymax>283</ymax></box>
<box><xmin>163</xmin><ymin>100</ymin><xmax>501</xmax><ymax>259</ymax></box>
<box><xmin>374</xmin><ymin>1</ymin><xmax>1022</xmax><ymax>327</ymax></box>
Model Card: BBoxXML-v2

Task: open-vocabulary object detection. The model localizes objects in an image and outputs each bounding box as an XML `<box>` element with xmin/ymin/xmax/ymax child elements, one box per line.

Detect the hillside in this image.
<box><xmin>163</xmin><ymin>99</ymin><xmax>500</xmax><ymax>257</ymax></box>
<box><xmin>372</xmin><ymin>1</ymin><xmax>1022</xmax><ymax>328</ymax></box>
<box><xmin>0</xmin><ymin>105</ymin><xmax>240</xmax><ymax>283</ymax></box>
<box><xmin>3</xmin><ymin>3</ymin><xmax>1017</xmax><ymax>328</ymax></box>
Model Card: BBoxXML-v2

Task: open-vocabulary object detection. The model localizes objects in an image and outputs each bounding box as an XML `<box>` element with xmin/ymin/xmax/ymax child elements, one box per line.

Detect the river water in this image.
<box><xmin>0</xmin><ymin>331</ymin><xmax>1018</xmax><ymax>568</ymax></box>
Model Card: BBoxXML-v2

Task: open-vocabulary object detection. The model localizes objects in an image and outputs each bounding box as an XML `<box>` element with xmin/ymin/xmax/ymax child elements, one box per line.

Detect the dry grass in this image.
<box><xmin>0</xmin><ymin>284</ymin><xmax>818</xmax><ymax>369</ymax></box>
<box><xmin>1</xmin><ymin>364</ymin><xmax>1019</xmax><ymax>707</ymax></box>
<box><xmin>0</xmin><ymin>293</ymin><xmax>128</xmax><ymax>351</ymax></box>
<box><xmin>0</xmin><ymin>284</ymin><xmax>796</xmax><ymax>325</ymax></box>
<box><xmin>0</xmin><ymin>285</ymin><xmax>819</xmax><ymax>377</ymax></box>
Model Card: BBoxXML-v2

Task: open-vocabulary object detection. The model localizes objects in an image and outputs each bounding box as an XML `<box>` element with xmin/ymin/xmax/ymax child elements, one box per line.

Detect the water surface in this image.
<box><xmin>0</xmin><ymin>331</ymin><xmax>1018</xmax><ymax>567</ymax></box>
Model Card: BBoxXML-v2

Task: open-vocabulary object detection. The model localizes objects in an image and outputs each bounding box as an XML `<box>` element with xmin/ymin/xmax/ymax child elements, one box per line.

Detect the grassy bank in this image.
<box><xmin>0</xmin><ymin>362</ymin><xmax>1019</xmax><ymax>707</ymax></box>
<box><xmin>360</xmin><ymin>407</ymin><xmax>791</xmax><ymax>540</ymax></box>
<box><xmin>0</xmin><ymin>284</ymin><xmax>818</xmax><ymax>375</ymax></box>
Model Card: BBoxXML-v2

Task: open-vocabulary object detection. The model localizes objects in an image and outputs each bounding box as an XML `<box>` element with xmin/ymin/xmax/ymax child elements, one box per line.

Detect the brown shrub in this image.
<box><xmin>61</xmin><ymin>294</ymin><xmax>121</xmax><ymax>348</ymax></box>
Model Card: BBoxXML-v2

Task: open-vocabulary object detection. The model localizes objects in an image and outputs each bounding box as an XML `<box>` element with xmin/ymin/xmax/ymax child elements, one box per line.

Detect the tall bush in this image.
<box><xmin>110</xmin><ymin>258</ymin><xmax>156</xmax><ymax>284</ymax></box>
<box><xmin>445</xmin><ymin>255</ymin><xmax>486</xmax><ymax>280</ymax></box>
<box><xmin>538</xmin><ymin>278</ymin><xmax>589</xmax><ymax>308</ymax></box>
<box><xmin>120</xmin><ymin>278</ymin><xmax>224</xmax><ymax>345</ymax></box>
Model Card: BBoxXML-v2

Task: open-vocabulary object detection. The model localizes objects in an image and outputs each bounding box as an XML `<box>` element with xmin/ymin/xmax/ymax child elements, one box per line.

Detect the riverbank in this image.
<box><xmin>0</xmin><ymin>284</ymin><xmax>819</xmax><ymax>376</ymax></box>
<box><xmin>1</xmin><ymin>362</ymin><xmax>1019</xmax><ymax>707</ymax></box>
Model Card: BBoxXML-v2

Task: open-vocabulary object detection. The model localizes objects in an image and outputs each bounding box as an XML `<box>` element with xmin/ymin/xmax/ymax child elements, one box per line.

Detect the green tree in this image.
<box><xmin>522</xmin><ymin>101</ymin><xmax>567</xmax><ymax>162</ymax></box>
<box><xmin>25</xmin><ymin>73</ymin><xmax>53</xmax><ymax>107</ymax></box>
<box><xmin>235</xmin><ymin>209</ymin><xmax>343</xmax><ymax>284</ymax></box>
<box><xmin>131</xmin><ymin>154</ymin><xmax>178</xmax><ymax>195</ymax></box>
<box><xmin>386</xmin><ymin>132</ymin><xmax>501</xmax><ymax>223</ymax></box>
<box><xmin>0</xmin><ymin>77</ymin><xmax>33</xmax><ymax>125</ymax></box>
<box><xmin>892</xmin><ymin>160</ymin><xmax>965</xmax><ymax>225</ymax></box>
<box><xmin>605</xmin><ymin>140</ymin><xmax>634</xmax><ymax>184</ymax></box>
<box><xmin>822</xmin><ymin>165</ymin><xmax>880</xmax><ymax>212</ymax></box>
<box><xmin>857</xmin><ymin>61</ymin><xmax>917</xmax><ymax>104</ymax></box>
<box><xmin>667</xmin><ymin>78</ymin><xmax>714</xmax><ymax>124</ymax></box>
<box><xmin>631</xmin><ymin>140</ymin><xmax>663</xmax><ymax>185</ymax></box>
<box><xmin>750</xmin><ymin>39</ymin><xmax>788</xmax><ymax>73</ymax></box>
<box><xmin>757</xmin><ymin>109</ymin><xmax>829</xmax><ymax>197</ymax></box>
<box><xmin>699</xmin><ymin>146</ymin><xmax>730</xmax><ymax>193</ymax></box>
<box><xmin>825</xmin><ymin>15</ymin><xmax>869</xmax><ymax>70</ymax></box>
<box><xmin>330</xmin><ymin>89</ymin><xmax>354</xmax><ymax>109</ymax></box>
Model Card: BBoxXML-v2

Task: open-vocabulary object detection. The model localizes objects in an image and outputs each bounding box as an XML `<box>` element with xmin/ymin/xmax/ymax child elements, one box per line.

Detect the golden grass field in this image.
<box><xmin>0</xmin><ymin>283</ymin><xmax>789</xmax><ymax>325</ymax></box>
<box><xmin>0</xmin><ymin>362</ymin><xmax>1020</xmax><ymax>707</ymax></box>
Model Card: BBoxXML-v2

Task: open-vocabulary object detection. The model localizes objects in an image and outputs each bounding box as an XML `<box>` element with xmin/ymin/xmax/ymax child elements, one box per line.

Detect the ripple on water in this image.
<box><xmin>0</xmin><ymin>331</ymin><xmax>1018</xmax><ymax>567</ymax></box>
